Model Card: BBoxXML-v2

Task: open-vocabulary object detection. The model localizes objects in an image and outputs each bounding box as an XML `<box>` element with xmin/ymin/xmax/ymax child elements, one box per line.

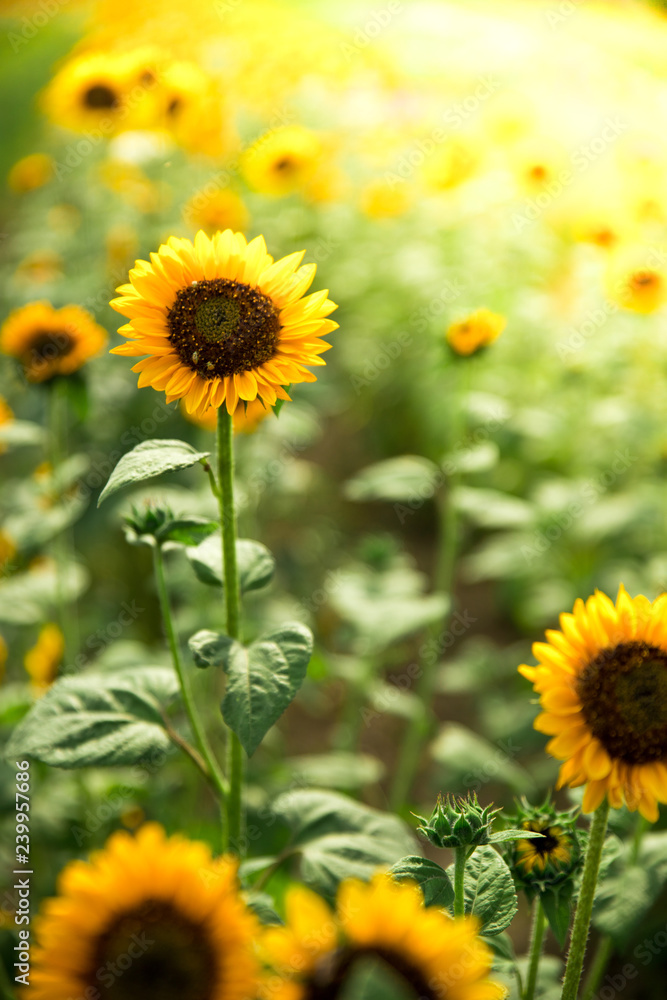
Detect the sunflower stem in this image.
<box><xmin>524</xmin><ymin>899</ymin><xmax>547</xmax><ymax>1000</ymax></box>
<box><xmin>560</xmin><ymin>798</ymin><xmax>610</xmax><ymax>1000</ymax></box>
<box><xmin>216</xmin><ymin>406</ymin><xmax>245</xmax><ymax>856</ymax></box>
<box><xmin>48</xmin><ymin>379</ymin><xmax>79</xmax><ymax>668</ymax></box>
<box><xmin>152</xmin><ymin>545</ymin><xmax>229</xmax><ymax>843</ymax></box>
<box><xmin>453</xmin><ymin>845</ymin><xmax>467</xmax><ymax>917</ymax></box>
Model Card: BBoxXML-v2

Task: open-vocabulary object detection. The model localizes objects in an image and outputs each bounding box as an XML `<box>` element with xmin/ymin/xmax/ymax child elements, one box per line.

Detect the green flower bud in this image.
<box><xmin>503</xmin><ymin>796</ymin><xmax>582</xmax><ymax>896</ymax></box>
<box><xmin>418</xmin><ymin>793</ymin><xmax>501</xmax><ymax>849</ymax></box>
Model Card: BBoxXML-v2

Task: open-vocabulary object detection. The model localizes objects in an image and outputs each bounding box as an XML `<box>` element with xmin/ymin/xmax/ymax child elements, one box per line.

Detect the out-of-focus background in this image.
<box><xmin>1</xmin><ymin>1</ymin><xmax>666</xmax><ymax>995</ymax></box>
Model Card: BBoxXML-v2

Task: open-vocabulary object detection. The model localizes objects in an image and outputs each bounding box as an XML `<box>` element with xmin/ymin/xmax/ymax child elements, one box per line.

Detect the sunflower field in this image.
<box><xmin>1</xmin><ymin>0</ymin><xmax>667</xmax><ymax>998</ymax></box>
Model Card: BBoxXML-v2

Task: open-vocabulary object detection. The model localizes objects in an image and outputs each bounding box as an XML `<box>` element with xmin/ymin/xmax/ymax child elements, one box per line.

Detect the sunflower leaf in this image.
<box><xmin>97</xmin><ymin>439</ymin><xmax>210</xmax><ymax>506</ymax></box>
<box><xmin>446</xmin><ymin>845</ymin><xmax>517</xmax><ymax>935</ymax></box>
<box><xmin>188</xmin><ymin>629</ymin><xmax>237</xmax><ymax>670</ymax></box>
<box><xmin>489</xmin><ymin>829</ymin><xmax>546</xmax><ymax>844</ymax></box>
<box><xmin>541</xmin><ymin>887</ymin><xmax>574</xmax><ymax>948</ymax></box>
<box><xmin>4</xmin><ymin>667</ymin><xmax>179</xmax><ymax>768</ymax></box>
<box><xmin>344</xmin><ymin>455</ymin><xmax>441</xmax><ymax>504</ymax></box>
<box><xmin>186</xmin><ymin>534</ymin><xmax>275</xmax><ymax>591</ymax></box>
<box><xmin>221</xmin><ymin>623</ymin><xmax>313</xmax><ymax>755</ymax></box>
<box><xmin>390</xmin><ymin>856</ymin><xmax>455</xmax><ymax>908</ymax></box>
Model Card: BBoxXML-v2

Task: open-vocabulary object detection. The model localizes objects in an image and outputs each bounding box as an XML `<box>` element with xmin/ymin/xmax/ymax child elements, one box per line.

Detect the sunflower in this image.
<box><xmin>0</xmin><ymin>396</ymin><xmax>13</xmax><ymax>455</ymax></box>
<box><xmin>260</xmin><ymin>875</ymin><xmax>505</xmax><ymax>1000</ymax></box>
<box><xmin>181</xmin><ymin>397</ymin><xmax>271</xmax><ymax>435</ymax></box>
<box><xmin>0</xmin><ymin>301</ymin><xmax>107</xmax><ymax>383</ymax></box>
<box><xmin>183</xmin><ymin>188</ymin><xmax>249</xmax><ymax>236</ymax></box>
<box><xmin>515</xmin><ymin>821</ymin><xmax>572</xmax><ymax>876</ymax></box>
<box><xmin>519</xmin><ymin>584</ymin><xmax>667</xmax><ymax>822</ymax></box>
<box><xmin>360</xmin><ymin>177</ymin><xmax>413</xmax><ymax>219</ymax></box>
<box><xmin>31</xmin><ymin>823</ymin><xmax>259</xmax><ymax>1000</ymax></box>
<box><xmin>42</xmin><ymin>50</ymin><xmax>151</xmax><ymax>133</ymax></box>
<box><xmin>605</xmin><ymin>248</ymin><xmax>667</xmax><ymax>314</ymax></box>
<box><xmin>446</xmin><ymin>309</ymin><xmax>506</xmax><ymax>357</ymax></box>
<box><xmin>8</xmin><ymin>153</ymin><xmax>54</xmax><ymax>193</ymax></box>
<box><xmin>241</xmin><ymin>126</ymin><xmax>324</xmax><ymax>197</ymax></box>
<box><xmin>24</xmin><ymin>623</ymin><xmax>63</xmax><ymax>695</ymax></box>
<box><xmin>156</xmin><ymin>61</ymin><xmax>233</xmax><ymax>158</ymax></box>
<box><xmin>110</xmin><ymin>230</ymin><xmax>337</xmax><ymax>417</ymax></box>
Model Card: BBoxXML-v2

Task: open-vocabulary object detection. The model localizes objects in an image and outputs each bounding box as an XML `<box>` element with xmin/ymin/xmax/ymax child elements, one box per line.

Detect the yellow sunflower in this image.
<box><xmin>31</xmin><ymin>823</ymin><xmax>259</xmax><ymax>1000</ymax></box>
<box><xmin>520</xmin><ymin>584</ymin><xmax>667</xmax><ymax>822</ymax></box>
<box><xmin>24</xmin><ymin>623</ymin><xmax>64</xmax><ymax>695</ymax></box>
<box><xmin>42</xmin><ymin>50</ymin><xmax>153</xmax><ymax>133</ymax></box>
<box><xmin>183</xmin><ymin>188</ymin><xmax>249</xmax><ymax>236</ymax></box>
<box><xmin>605</xmin><ymin>248</ymin><xmax>667</xmax><ymax>314</ymax></box>
<box><xmin>110</xmin><ymin>230</ymin><xmax>337</xmax><ymax>417</ymax></box>
<box><xmin>515</xmin><ymin>820</ymin><xmax>572</xmax><ymax>875</ymax></box>
<box><xmin>0</xmin><ymin>301</ymin><xmax>107</xmax><ymax>383</ymax></box>
<box><xmin>7</xmin><ymin>153</ymin><xmax>54</xmax><ymax>193</ymax></box>
<box><xmin>260</xmin><ymin>875</ymin><xmax>505</xmax><ymax>1000</ymax></box>
<box><xmin>0</xmin><ymin>396</ymin><xmax>13</xmax><ymax>455</ymax></box>
<box><xmin>241</xmin><ymin>126</ymin><xmax>324</xmax><ymax>197</ymax></box>
<box><xmin>446</xmin><ymin>309</ymin><xmax>506</xmax><ymax>357</ymax></box>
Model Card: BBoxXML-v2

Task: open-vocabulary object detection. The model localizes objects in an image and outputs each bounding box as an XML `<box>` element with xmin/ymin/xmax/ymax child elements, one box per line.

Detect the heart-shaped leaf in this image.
<box><xmin>186</xmin><ymin>535</ymin><xmax>275</xmax><ymax>592</ymax></box>
<box><xmin>98</xmin><ymin>440</ymin><xmax>209</xmax><ymax>506</ymax></box>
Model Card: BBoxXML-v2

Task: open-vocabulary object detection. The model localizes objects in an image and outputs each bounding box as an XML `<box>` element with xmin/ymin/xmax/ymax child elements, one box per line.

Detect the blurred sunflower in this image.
<box><xmin>241</xmin><ymin>126</ymin><xmax>324</xmax><ymax>197</ymax></box>
<box><xmin>156</xmin><ymin>61</ymin><xmax>233</xmax><ymax>158</ymax></box>
<box><xmin>520</xmin><ymin>584</ymin><xmax>667</xmax><ymax>822</ymax></box>
<box><xmin>360</xmin><ymin>177</ymin><xmax>413</xmax><ymax>219</ymax></box>
<box><xmin>24</xmin><ymin>623</ymin><xmax>63</xmax><ymax>695</ymax></box>
<box><xmin>42</xmin><ymin>50</ymin><xmax>148</xmax><ymax>133</ymax></box>
<box><xmin>0</xmin><ymin>302</ymin><xmax>107</xmax><ymax>383</ymax></box>
<box><xmin>605</xmin><ymin>247</ymin><xmax>667</xmax><ymax>313</ymax></box>
<box><xmin>446</xmin><ymin>309</ymin><xmax>506</xmax><ymax>356</ymax></box>
<box><xmin>31</xmin><ymin>823</ymin><xmax>259</xmax><ymax>1000</ymax></box>
<box><xmin>260</xmin><ymin>875</ymin><xmax>504</xmax><ymax>1000</ymax></box>
<box><xmin>110</xmin><ymin>230</ymin><xmax>337</xmax><ymax>416</ymax></box>
<box><xmin>7</xmin><ymin>153</ymin><xmax>54</xmax><ymax>193</ymax></box>
<box><xmin>183</xmin><ymin>188</ymin><xmax>249</xmax><ymax>235</ymax></box>
<box><xmin>0</xmin><ymin>396</ymin><xmax>13</xmax><ymax>455</ymax></box>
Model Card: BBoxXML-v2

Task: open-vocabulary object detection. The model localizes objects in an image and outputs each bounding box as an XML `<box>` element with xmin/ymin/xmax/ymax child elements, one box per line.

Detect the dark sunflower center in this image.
<box><xmin>303</xmin><ymin>946</ymin><xmax>440</xmax><ymax>1000</ymax></box>
<box><xmin>576</xmin><ymin>641</ymin><xmax>667</xmax><ymax>764</ymax></box>
<box><xmin>523</xmin><ymin>824</ymin><xmax>561</xmax><ymax>857</ymax></box>
<box><xmin>167</xmin><ymin>97</ymin><xmax>182</xmax><ymax>115</ymax></box>
<box><xmin>631</xmin><ymin>271</ymin><xmax>658</xmax><ymax>289</ymax></box>
<box><xmin>83</xmin><ymin>84</ymin><xmax>119</xmax><ymax>109</ymax></box>
<box><xmin>87</xmin><ymin>900</ymin><xmax>217</xmax><ymax>1000</ymax></box>
<box><xmin>27</xmin><ymin>330</ymin><xmax>74</xmax><ymax>365</ymax></box>
<box><xmin>167</xmin><ymin>278</ymin><xmax>280</xmax><ymax>380</ymax></box>
<box><xmin>275</xmin><ymin>157</ymin><xmax>295</xmax><ymax>172</ymax></box>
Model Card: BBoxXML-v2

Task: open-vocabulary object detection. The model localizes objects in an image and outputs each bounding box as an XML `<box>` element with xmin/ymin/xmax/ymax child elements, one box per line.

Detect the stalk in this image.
<box><xmin>524</xmin><ymin>900</ymin><xmax>547</xmax><ymax>1000</ymax></box>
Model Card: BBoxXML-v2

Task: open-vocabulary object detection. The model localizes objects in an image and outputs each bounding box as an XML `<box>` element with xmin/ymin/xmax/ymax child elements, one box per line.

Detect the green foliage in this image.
<box><xmin>272</xmin><ymin>788</ymin><xmax>416</xmax><ymax>897</ymax></box>
<box><xmin>186</xmin><ymin>534</ymin><xmax>276</xmax><ymax>591</ymax></box>
<box><xmin>344</xmin><ymin>455</ymin><xmax>442</xmax><ymax>503</ymax></box>
<box><xmin>592</xmin><ymin>832</ymin><xmax>667</xmax><ymax>945</ymax></box>
<box><xmin>5</xmin><ymin>667</ymin><xmax>179</xmax><ymax>768</ymax></box>
<box><xmin>446</xmin><ymin>846</ymin><xmax>518</xmax><ymax>936</ymax></box>
<box><xmin>0</xmin><ymin>559</ymin><xmax>88</xmax><ymax>625</ymax></box>
<box><xmin>98</xmin><ymin>439</ymin><xmax>210</xmax><ymax>505</ymax></box>
<box><xmin>390</xmin><ymin>856</ymin><xmax>455</xmax><ymax>908</ymax></box>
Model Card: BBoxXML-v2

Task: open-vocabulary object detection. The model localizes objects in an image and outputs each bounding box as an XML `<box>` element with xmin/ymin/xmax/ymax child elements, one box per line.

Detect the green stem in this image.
<box><xmin>48</xmin><ymin>380</ymin><xmax>78</xmax><ymax>667</ymax></box>
<box><xmin>524</xmin><ymin>899</ymin><xmax>547</xmax><ymax>1000</ymax></box>
<box><xmin>453</xmin><ymin>846</ymin><xmax>466</xmax><ymax>917</ymax></box>
<box><xmin>560</xmin><ymin>799</ymin><xmax>610</xmax><ymax>1000</ymax></box>
<box><xmin>581</xmin><ymin>812</ymin><xmax>646</xmax><ymax>1000</ymax></box>
<box><xmin>152</xmin><ymin>545</ymin><xmax>229</xmax><ymax>841</ymax></box>
<box><xmin>216</xmin><ymin>406</ymin><xmax>244</xmax><ymax>854</ymax></box>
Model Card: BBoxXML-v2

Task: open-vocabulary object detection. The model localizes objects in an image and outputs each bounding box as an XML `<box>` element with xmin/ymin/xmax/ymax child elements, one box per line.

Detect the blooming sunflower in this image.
<box><xmin>0</xmin><ymin>301</ymin><xmax>107</xmax><ymax>383</ymax></box>
<box><xmin>110</xmin><ymin>230</ymin><xmax>337</xmax><ymax>416</ymax></box>
<box><xmin>446</xmin><ymin>309</ymin><xmax>506</xmax><ymax>357</ymax></box>
<box><xmin>241</xmin><ymin>126</ymin><xmax>324</xmax><ymax>197</ymax></box>
<box><xmin>31</xmin><ymin>823</ymin><xmax>259</xmax><ymax>1000</ymax></box>
<box><xmin>42</xmin><ymin>50</ymin><xmax>150</xmax><ymax>133</ymax></box>
<box><xmin>260</xmin><ymin>875</ymin><xmax>505</xmax><ymax>1000</ymax></box>
<box><xmin>8</xmin><ymin>153</ymin><xmax>54</xmax><ymax>193</ymax></box>
<box><xmin>184</xmin><ymin>188</ymin><xmax>249</xmax><ymax>236</ymax></box>
<box><xmin>24</xmin><ymin>623</ymin><xmax>64</xmax><ymax>695</ymax></box>
<box><xmin>605</xmin><ymin>249</ymin><xmax>667</xmax><ymax>314</ymax></box>
<box><xmin>520</xmin><ymin>585</ymin><xmax>667</xmax><ymax>822</ymax></box>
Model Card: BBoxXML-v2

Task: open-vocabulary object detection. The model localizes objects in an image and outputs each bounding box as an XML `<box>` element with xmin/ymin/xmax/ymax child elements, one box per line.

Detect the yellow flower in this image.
<box><xmin>511</xmin><ymin>136</ymin><xmax>567</xmax><ymax>195</ymax></box>
<box><xmin>183</xmin><ymin>188</ymin><xmax>249</xmax><ymax>236</ymax></box>
<box><xmin>110</xmin><ymin>229</ymin><xmax>337</xmax><ymax>417</ymax></box>
<box><xmin>422</xmin><ymin>135</ymin><xmax>481</xmax><ymax>192</ymax></box>
<box><xmin>0</xmin><ymin>531</ymin><xmax>16</xmax><ymax>571</ymax></box>
<box><xmin>24</xmin><ymin>623</ymin><xmax>64</xmax><ymax>694</ymax></box>
<box><xmin>30</xmin><ymin>823</ymin><xmax>259</xmax><ymax>1000</ymax></box>
<box><xmin>42</xmin><ymin>49</ymin><xmax>155</xmax><ymax>134</ymax></box>
<box><xmin>360</xmin><ymin>177</ymin><xmax>413</xmax><ymax>219</ymax></box>
<box><xmin>515</xmin><ymin>821</ymin><xmax>572</xmax><ymax>875</ymax></box>
<box><xmin>155</xmin><ymin>60</ymin><xmax>234</xmax><ymax>158</ymax></box>
<box><xmin>7</xmin><ymin>153</ymin><xmax>53</xmax><ymax>193</ymax></box>
<box><xmin>241</xmin><ymin>126</ymin><xmax>324</xmax><ymax>197</ymax></box>
<box><xmin>0</xmin><ymin>301</ymin><xmax>107</xmax><ymax>383</ymax></box>
<box><xmin>446</xmin><ymin>309</ymin><xmax>506</xmax><ymax>356</ymax></box>
<box><xmin>260</xmin><ymin>875</ymin><xmax>505</xmax><ymax>1000</ymax></box>
<box><xmin>14</xmin><ymin>249</ymin><xmax>63</xmax><ymax>286</ymax></box>
<box><xmin>0</xmin><ymin>396</ymin><xmax>13</xmax><ymax>455</ymax></box>
<box><xmin>519</xmin><ymin>585</ymin><xmax>667</xmax><ymax>823</ymax></box>
<box><xmin>181</xmin><ymin>397</ymin><xmax>271</xmax><ymax>435</ymax></box>
<box><xmin>605</xmin><ymin>247</ymin><xmax>667</xmax><ymax>314</ymax></box>
<box><xmin>0</xmin><ymin>634</ymin><xmax>7</xmax><ymax>684</ymax></box>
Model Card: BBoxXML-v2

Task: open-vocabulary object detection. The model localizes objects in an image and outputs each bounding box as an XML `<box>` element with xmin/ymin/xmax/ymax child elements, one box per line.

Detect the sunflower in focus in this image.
<box><xmin>110</xmin><ymin>230</ymin><xmax>337</xmax><ymax>416</ymax></box>
<box><xmin>446</xmin><ymin>309</ymin><xmax>506</xmax><ymax>356</ymax></box>
<box><xmin>42</xmin><ymin>50</ymin><xmax>155</xmax><ymax>133</ymax></box>
<box><xmin>30</xmin><ymin>823</ymin><xmax>259</xmax><ymax>1000</ymax></box>
<box><xmin>241</xmin><ymin>126</ymin><xmax>324</xmax><ymax>197</ymax></box>
<box><xmin>0</xmin><ymin>302</ymin><xmax>107</xmax><ymax>383</ymax></box>
<box><xmin>260</xmin><ymin>874</ymin><xmax>505</xmax><ymax>1000</ymax></box>
<box><xmin>24</xmin><ymin>623</ymin><xmax>64</xmax><ymax>695</ymax></box>
<box><xmin>520</xmin><ymin>585</ymin><xmax>667</xmax><ymax>822</ymax></box>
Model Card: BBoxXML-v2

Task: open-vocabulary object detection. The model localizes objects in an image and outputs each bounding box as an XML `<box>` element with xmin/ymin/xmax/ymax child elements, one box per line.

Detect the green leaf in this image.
<box><xmin>155</xmin><ymin>517</ymin><xmax>218</xmax><ymax>547</ymax></box>
<box><xmin>273</xmin><ymin>788</ymin><xmax>416</xmax><ymax>898</ymax></box>
<box><xmin>442</xmin><ymin>441</ymin><xmax>499</xmax><ymax>474</ymax></box>
<box><xmin>446</xmin><ymin>846</ymin><xmax>517</xmax><ymax>935</ymax></box>
<box><xmin>186</xmin><ymin>534</ymin><xmax>275</xmax><ymax>591</ymax></box>
<box><xmin>244</xmin><ymin>891</ymin><xmax>283</xmax><ymax>926</ymax></box>
<box><xmin>286</xmin><ymin>752</ymin><xmax>384</xmax><ymax>791</ymax></box>
<box><xmin>0</xmin><ymin>420</ymin><xmax>44</xmax><ymax>448</ymax></box>
<box><xmin>188</xmin><ymin>629</ymin><xmax>236</xmax><ymax>669</ymax></box>
<box><xmin>0</xmin><ymin>561</ymin><xmax>88</xmax><ymax>625</ymax></box>
<box><xmin>592</xmin><ymin>834</ymin><xmax>667</xmax><ymax>944</ymax></box>
<box><xmin>430</xmin><ymin>722</ymin><xmax>536</xmax><ymax>795</ymax></box>
<box><xmin>454</xmin><ymin>487</ymin><xmax>535</xmax><ymax>528</ymax></box>
<box><xmin>344</xmin><ymin>455</ymin><xmax>441</xmax><ymax>503</ymax></box>
<box><xmin>489</xmin><ymin>829</ymin><xmax>546</xmax><ymax>844</ymax></box>
<box><xmin>97</xmin><ymin>439</ymin><xmax>210</xmax><ymax>506</ymax></box>
<box><xmin>222</xmin><ymin>623</ymin><xmax>313</xmax><ymax>755</ymax></box>
<box><xmin>541</xmin><ymin>888</ymin><xmax>573</xmax><ymax>948</ymax></box>
<box><xmin>5</xmin><ymin>667</ymin><xmax>179</xmax><ymax>768</ymax></box>
<box><xmin>390</xmin><ymin>856</ymin><xmax>455</xmax><ymax>908</ymax></box>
